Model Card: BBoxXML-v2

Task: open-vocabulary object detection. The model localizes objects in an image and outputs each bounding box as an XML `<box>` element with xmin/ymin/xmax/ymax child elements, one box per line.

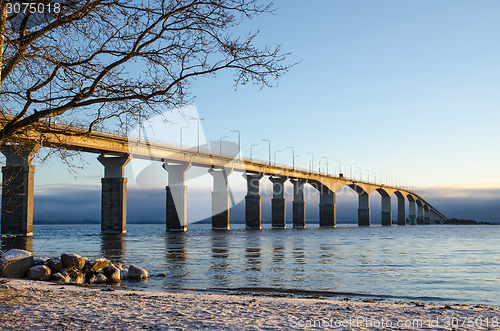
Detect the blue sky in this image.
<box><xmin>10</xmin><ymin>0</ymin><xmax>500</xmax><ymax>223</ymax></box>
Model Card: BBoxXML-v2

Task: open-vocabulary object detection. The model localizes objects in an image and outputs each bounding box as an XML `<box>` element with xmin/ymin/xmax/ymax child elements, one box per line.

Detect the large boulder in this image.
<box><xmin>26</xmin><ymin>265</ymin><xmax>52</xmax><ymax>281</ymax></box>
<box><xmin>103</xmin><ymin>264</ymin><xmax>121</xmax><ymax>283</ymax></box>
<box><xmin>51</xmin><ymin>272</ymin><xmax>70</xmax><ymax>283</ymax></box>
<box><xmin>46</xmin><ymin>257</ymin><xmax>63</xmax><ymax>273</ymax></box>
<box><xmin>128</xmin><ymin>265</ymin><xmax>149</xmax><ymax>279</ymax></box>
<box><xmin>0</xmin><ymin>249</ymin><xmax>34</xmax><ymax>278</ymax></box>
<box><xmin>94</xmin><ymin>273</ymin><xmax>107</xmax><ymax>284</ymax></box>
<box><xmin>34</xmin><ymin>257</ymin><xmax>50</xmax><ymax>266</ymax></box>
<box><xmin>61</xmin><ymin>253</ymin><xmax>85</xmax><ymax>270</ymax></box>
<box><xmin>88</xmin><ymin>258</ymin><xmax>111</xmax><ymax>274</ymax></box>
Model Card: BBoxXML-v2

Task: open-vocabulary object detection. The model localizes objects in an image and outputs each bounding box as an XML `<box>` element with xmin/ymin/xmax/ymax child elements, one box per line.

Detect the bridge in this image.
<box><xmin>0</xmin><ymin>116</ymin><xmax>447</xmax><ymax>236</ymax></box>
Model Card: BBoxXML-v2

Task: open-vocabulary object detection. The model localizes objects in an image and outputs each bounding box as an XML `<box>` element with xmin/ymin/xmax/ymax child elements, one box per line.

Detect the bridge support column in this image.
<box><xmin>163</xmin><ymin>162</ymin><xmax>191</xmax><ymax>232</ymax></box>
<box><xmin>245</xmin><ymin>173</ymin><xmax>263</xmax><ymax>229</ymax></box>
<box><xmin>269</xmin><ymin>176</ymin><xmax>287</xmax><ymax>229</ymax></box>
<box><xmin>417</xmin><ymin>203</ymin><xmax>424</xmax><ymax>225</ymax></box>
<box><xmin>98</xmin><ymin>154</ymin><xmax>131</xmax><ymax>234</ymax></box>
<box><xmin>291</xmin><ymin>179</ymin><xmax>307</xmax><ymax>228</ymax></box>
<box><xmin>358</xmin><ymin>192</ymin><xmax>371</xmax><ymax>227</ymax></box>
<box><xmin>381</xmin><ymin>196</ymin><xmax>392</xmax><ymax>226</ymax></box>
<box><xmin>319</xmin><ymin>186</ymin><xmax>336</xmax><ymax>227</ymax></box>
<box><xmin>424</xmin><ymin>207</ymin><xmax>431</xmax><ymax>224</ymax></box>
<box><xmin>408</xmin><ymin>199</ymin><xmax>416</xmax><ymax>225</ymax></box>
<box><xmin>397</xmin><ymin>195</ymin><xmax>406</xmax><ymax>225</ymax></box>
<box><xmin>1</xmin><ymin>144</ymin><xmax>38</xmax><ymax>236</ymax></box>
<box><xmin>209</xmin><ymin>168</ymin><xmax>232</xmax><ymax>230</ymax></box>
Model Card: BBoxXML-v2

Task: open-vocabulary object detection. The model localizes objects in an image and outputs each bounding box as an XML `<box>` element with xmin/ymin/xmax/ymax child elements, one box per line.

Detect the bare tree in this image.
<box><xmin>0</xmin><ymin>0</ymin><xmax>292</xmax><ymax>142</ymax></box>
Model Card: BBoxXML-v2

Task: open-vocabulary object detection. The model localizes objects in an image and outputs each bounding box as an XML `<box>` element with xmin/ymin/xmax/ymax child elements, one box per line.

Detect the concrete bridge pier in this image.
<box><xmin>381</xmin><ymin>194</ymin><xmax>392</xmax><ymax>226</ymax></box>
<box><xmin>395</xmin><ymin>193</ymin><xmax>406</xmax><ymax>225</ymax></box>
<box><xmin>97</xmin><ymin>154</ymin><xmax>130</xmax><ymax>233</ymax></box>
<box><xmin>408</xmin><ymin>197</ymin><xmax>416</xmax><ymax>225</ymax></box>
<box><xmin>358</xmin><ymin>191</ymin><xmax>371</xmax><ymax>227</ymax></box>
<box><xmin>163</xmin><ymin>161</ymin><xmax>191</xmax><ymax>232</ymax></box>
<box><xmin>209</xmin><ymin>168</ymin><xmax>233</xmax><ymax>230</ymax></box>
<box><xmin>416</xmin><ymin>200</ymin><xmax>424</xmax><ymax>225</ymax></box>
<box><xmin>0</xmin><ymin>144</ymin><xmax>38</xmax><ymax>236</ymax></box>
<box><xmin>269</xmin><ymin>176</ymin><xmax>287</xmax><ymax>229</ymax></box>
<box><xmin>319</xmin><ymin>185</ymin><xmax>336</xmax><ymax>227</ymax></box>
<box><xmin>290</xmin><ymin>179</ymin><xmax>307</xmax><ymax>228</ymax></box>
<box><xmin>424</xmin><ymin>205</ymin><xmax>431</xmax><ymax>224</ymax></box>
<box><xmin>245</xmin><ymin>173</ymin><xmax>263</xmax><ymax>229</ymax></box>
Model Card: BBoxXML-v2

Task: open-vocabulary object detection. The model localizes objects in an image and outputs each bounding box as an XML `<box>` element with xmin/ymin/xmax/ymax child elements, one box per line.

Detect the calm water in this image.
<box><xmin>2</xmin><ymin>224</ymin><xmax>499</xmax><ymax>305</ymax></box>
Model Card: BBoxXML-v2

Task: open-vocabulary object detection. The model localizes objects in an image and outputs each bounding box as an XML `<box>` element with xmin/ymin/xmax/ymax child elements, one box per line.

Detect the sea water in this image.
<box><xmin>2</xmin><ymin>224</ymin><xmax>499</xmax><ymax>305</ymax></box>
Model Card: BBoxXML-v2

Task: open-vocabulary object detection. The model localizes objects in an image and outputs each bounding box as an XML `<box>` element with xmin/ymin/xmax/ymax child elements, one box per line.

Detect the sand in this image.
<box><xmin>0</xmin><ymin>279</ymin><xmax>498</xmax><ymax>330</ymax></box>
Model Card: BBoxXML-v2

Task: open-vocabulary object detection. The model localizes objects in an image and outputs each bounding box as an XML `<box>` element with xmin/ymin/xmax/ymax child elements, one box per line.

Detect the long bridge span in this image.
<box><xmin>0</xmin><ymin>117</ymin><xmax>447</xmax><ymax>236</ymax></box>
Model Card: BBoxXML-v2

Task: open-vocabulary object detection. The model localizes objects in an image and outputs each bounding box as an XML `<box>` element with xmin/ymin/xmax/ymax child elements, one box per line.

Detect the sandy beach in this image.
<box><xmin>0</xmin><ymin>279</ymin><xmax>498</xmax><ymax>330</ymax></box>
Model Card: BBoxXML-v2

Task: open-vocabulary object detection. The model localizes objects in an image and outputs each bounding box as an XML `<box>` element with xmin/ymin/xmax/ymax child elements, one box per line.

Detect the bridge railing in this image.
<box><xmin>2</xmin><ymin>111</ymin><xmax>419</xmax><ymax>192</ymax></box>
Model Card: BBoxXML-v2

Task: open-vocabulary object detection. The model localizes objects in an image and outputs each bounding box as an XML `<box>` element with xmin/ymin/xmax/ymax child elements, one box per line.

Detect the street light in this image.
<box><xmin>307</xmin><ymin>152</ymin><xmax>314</xmax><ymax>173</ymax></box>
<box><xmin>250</xmin><ymin>144</ymin><xmax>258</xmax><ymax>161</ymax></box>
<box><xmin>286</xmin><ymin>146</ymin><xmax>295</xmax><ymax>170</ymax></box>
<box><xmin>231</xmin><ymin>130</ymin><xmax>240</xmax><ymax>157</ymax></box>
<box><xmin>180</xmin><ymin>126</ymin><xmax>189</xmax><ymax>147</ymax></box>
<box><xmin>335</xmin><ymin>161</ymin><xmax>342</xmax><ymax>176</ymax></box>
<box><xmin>322</xmin><ymin>157</ymin><xmax>329</xmax><ymax>175</ymax></box>
<box><xmin>262</xmin><ymin>139</ymin><xmax>271</xmax><ymax>165</ymax></box>
<box><xmin>219</xmin><ymin>136</ymin><xmax>228</xmax><ymax>155</ymax></box>
<box><xmin>191</xmin><ymin>117</ymin><xmax>204</xmax><ymax>153</ymax></box>
<box><xmin>274</xmin><ymin>150</ymin><xmax>281</xmax><ymax>165</ymax></box>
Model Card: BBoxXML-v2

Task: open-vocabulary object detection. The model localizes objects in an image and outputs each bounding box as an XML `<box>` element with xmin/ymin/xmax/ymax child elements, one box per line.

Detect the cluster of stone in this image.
<box><xmin>0</xmin><ymin>249</ymin><xmax>149</xmax><ymax>284</ymax></box>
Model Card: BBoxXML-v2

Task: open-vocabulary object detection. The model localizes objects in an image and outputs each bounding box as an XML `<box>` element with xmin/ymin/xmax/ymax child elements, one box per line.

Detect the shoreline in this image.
<box><xmin>1</xmin><ymin>279</ymin><xmax>498</xmax><ymax>330</ymax></box>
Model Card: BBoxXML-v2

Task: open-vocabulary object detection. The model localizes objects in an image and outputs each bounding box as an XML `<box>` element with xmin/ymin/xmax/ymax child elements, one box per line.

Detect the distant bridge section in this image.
<box><xmin>0</xmin><ymin>117</ymin><xmax>447</xmax><ymax>236</ymax></box>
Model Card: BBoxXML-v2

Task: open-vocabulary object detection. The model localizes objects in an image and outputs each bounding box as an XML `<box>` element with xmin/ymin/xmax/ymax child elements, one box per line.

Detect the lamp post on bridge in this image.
<box><xmin>262</xmin><ymin>139</ymin><xmax>271</xmax><ymax>165</ymax></box>
<box><xmin>307</xmin><ymin>152</ymin><xmax>314</xmax><ymax>173</ymax></box>
<box><xmin>180</xmin><ymin>126</ymin><xmax>189</xmax><ymax>147</ymax></box>
<box><xmin>322</xmin><ymin>157</ymin><xmax>329</xmax><ymax>175</ymax></box>
<box><xmin>335</xmin><ymin>161</ymin><xmax>342</xmax><ymax>176</ymax></box>
<box><xmin>231</xmin><ymin>130</ymin><xmax>240</xmax><ymax>157</ymax></box>
<box><xmin>286</xmin><ymin>146</ymin><xmax>295</xmax><ymax>170</ymax></box>
<box><xmin>274</xmin><ymin>150</ymin><xmax>281</xmax><ymax>165</ymax></box>
<box><xmin>250</xmin><ymin>144</ymin><xmax>258</xmax><ymax>161</ymax></box>
<box><xmin>219</xmin><ymin>136</ymin><xmax>228</xmax><ymax>155</ymax></box>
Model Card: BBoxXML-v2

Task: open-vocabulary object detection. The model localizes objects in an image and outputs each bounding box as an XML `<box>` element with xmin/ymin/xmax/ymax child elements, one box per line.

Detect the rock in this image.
<box><xmin>88</xmin><ymin>258</ymin><xmax>111</xmax><ymax>274</ymax></box>
<box><xmin>26</xmin><ymin>265</ymin><xmax>52</xmax><ymax>281</ymax></box>
<box><xmin>86</xmin><ymin>274</ymin><xmax>96</xmax><ymax>284</ymax></box>
<box><xmin>94</xmin><ymin>273</ymin><xmax>107</xmax><ymax>284</ymax></box>
<box><xmin>61</xmin><ymin>253</ymin><xmax>85</xmax><ymax>270</ymax></box>
<box><xmin>103</xmin><ymin>264</ymin><xmax>121</xmax><ymax>283</ymax></box>
<box><xmin>0</xmin><ymin>249</ymin><xmax>34</xmax><ymax>278</ymax></box>
<box><xmin>46</xmin><ymin>257</ymin><xmax>63</xmax><ymax>273</ymax></box>
<box><xmin>128</xmin><ymin>265</ymin><xmax>149</xmax><ymax>279</ymax></box>
<box><xmin>51</xmin><ymin>273</ymin><xmax>70</xmax><ymax>283</ymax></box>
<box><xmin>157</xmin><ymin>273</ymin><xmax>167</xmax><ymax>277</ymax></box>
<box><xmin>120</xmin><ymin>269</ymin><xmax>129</xmax><ymax>280</ymax></box>
<box><xmin>34</xmin><ymin>257</ymin><xmax>49</xmax><ymax>265</ymax></box>
<box><xmin>73</xmin><ymin>272</ymin><xmax>85</xmax><ymax>284</ymax></box>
